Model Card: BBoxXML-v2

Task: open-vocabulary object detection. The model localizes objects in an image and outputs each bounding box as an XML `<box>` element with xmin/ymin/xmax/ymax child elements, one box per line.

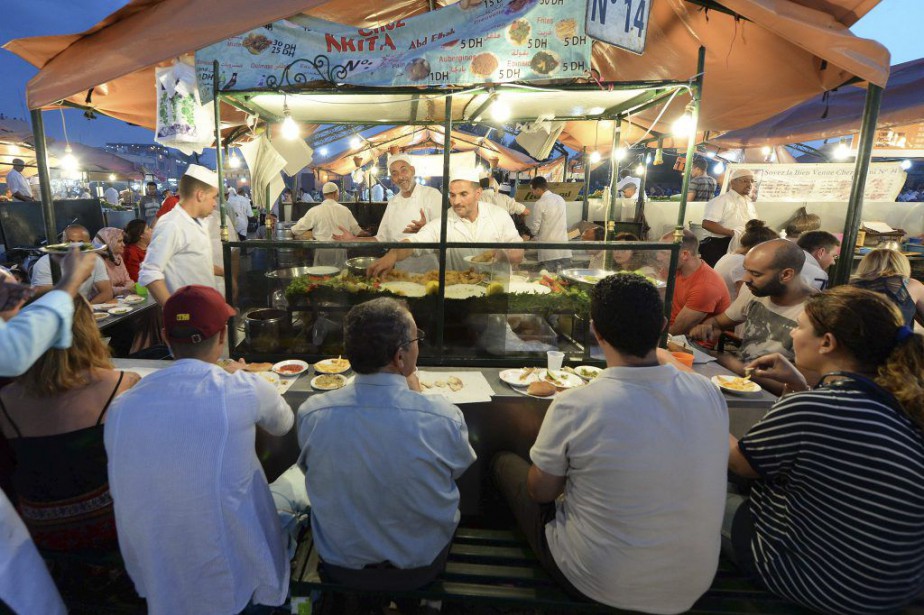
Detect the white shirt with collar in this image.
<box><xmin>525</xmin><ymin>190</ymin><xmax>572</xmax><ymax>263</ymax></box>
<box><xmin>138</xmin><ymin>204</ymin><xmax>216</xmax><ymax>293</ymax></box>
<box><xmin>410</xmin><ymin>201</ymin><xmax>523</xmax><ymax>271</ymax></box>
<box><xmin>376</xmin><ymin>184</ymin><xmax>443</xmax><ymax>272</ymax></box>
<box><xmin>105</xmin><ymin>359</ymin><xmax>294</xmax><ymax>615</ymax></box>
<box><xmin>30</xmin><ymin>254</ymin><xmax>109</xmax><ymax>300</ymax></box>
<box><xmin>291</xmin><ymin>198</ymin><xmax>362</xmax><ymax>266</ymax></box>
<box><xmin>800</xmin><ymin>250</ymin><xmax>828</xmax><ymax>290</ymax></box>
<box><xmin>481</xmin><ymin>188</ymin><xmax>526</xmax><ymax>215</ymax></box>
<box><xmin>5</xmin><ymin>168</ymin><xmax>32</xmax><ymax>200</ymax></box>
<box><xmin>702</xmin><ymin>190</ymin><xmax>758</xmax><ymax>239</ymax></box>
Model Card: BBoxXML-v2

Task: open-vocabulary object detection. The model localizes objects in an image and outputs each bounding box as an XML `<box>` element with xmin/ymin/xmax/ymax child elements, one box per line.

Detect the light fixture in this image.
<box><xmin>475</xmin><ymin>165</ymin><xmax>485</xmax><ymax>176</ymax></box>
<box><xmin>713</xmin><ymin>161</ymin><xmax>726</xmax><ymax>175</ymax></box>
<box><xmin>671</xmin><ymin>104</ymin><xmax>696</xmax><ymax>139</ymax></box>
<box><xmin>588</xmin><ymin>107</ymin><xmax>605</xmax><ymax>115</ymax></box>
<box><xmin>280</xmin><ymin>99</ymin><xmax>299</xmax><ymax>140</ymax></box>
<box><xmin>61</xmin><ymin>145</ymin><xmax>80</xmax><ymax>174</ymax></box>
<box><xmin>833</xmin><ymin>141</ymin><xmax>850</xmax><ymax>160</ymax></box>
<box><xmin>490</xmin><ymin>98</ymin><xmax>511</xmax><ymax>122</ymax></box>
<box><xmin>614</xmin><ymin>147</ymin><xmax>627</xmax><ymax>161</ymax></box>
<box><xmin>589</xmin><ymin>151</ymin><xmax>602</xmax><ymax>164</ymax></box>
<box><xmin>635</xmin><ymin>164</ymin><xmax>646</xmax><ymax>175</ymax></box>
<box><xmin>240</xmin><ymin>177</ymin><xmax>248</xmax><ymax>184</ymax></box>
<box><xmin>705</xmin><ymin>150</ymin><xmax>716</xmax><ymax>158</ymax></box>
<box><xmin>761</xmin><ymin>146</ymin><xmax>772</xmax><ymax>156</ymax></box>
<box><xmin>108</xmin><ymin>173</ymin><xmax>116</xmax><ymax>182</ymax></box>
<box><xmin>350</xmin><ymin>136</ymin><xmax>361</xmax><ymax>149</ymax></box>
<box><xmin>228</xmin><ymin>153</ymin><xmax>241</xmax><ymax>169</ymax></box>
<box><xmin>319</xmin><ymin>147</ymin><xmax>328</xmax><ymax>156</ymax></box>
<box><xmin>645</xmin><ymin>154</ymin><xmax>652</xmax><ymax>164</ymax></box>
<box><xmin>370</xmin><ymin>166</ymin><xmax>379</xmax><ymax>176</ymax></box>
<box><xmin>900</xmin><ymin>159</ymin><xmax>912</xmax><ymax>170</ymax></box>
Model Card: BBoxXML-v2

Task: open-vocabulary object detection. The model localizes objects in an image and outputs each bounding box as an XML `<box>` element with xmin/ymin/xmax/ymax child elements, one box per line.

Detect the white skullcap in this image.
<box><xmin>729</xmin><ymin>168</ymin><xmax>755</xmax><ymax>181</ymax></box>
<box><xmin>184</xmin><ymin>164</ymin><xmax>219</xmax><ymax>188</ymax></box>
<box><xmin>322</xmin><ymin>181</ymin><xmax>339</xmax><ymax>194</ymax></box>
<box><xmin>388</xmin><ymin>154</ymin><xmax>413</xmax><ymax>169</ymax></box>
<box><xmin>449</xmin><ymin>168</ymin><xmax>481</xmax><ymax>184</ymax></box>
<box><xmin>617</xmin><ymin>177</ymin><xmax>640</xmax><ymax>191</ymax></box>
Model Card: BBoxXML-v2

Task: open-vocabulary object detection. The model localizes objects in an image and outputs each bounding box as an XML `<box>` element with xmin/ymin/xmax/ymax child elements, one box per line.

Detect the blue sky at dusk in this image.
<box><xmin>0</xmin><ymin>0</ymin><xmax>921</xmax><ymax>147</ymax></box>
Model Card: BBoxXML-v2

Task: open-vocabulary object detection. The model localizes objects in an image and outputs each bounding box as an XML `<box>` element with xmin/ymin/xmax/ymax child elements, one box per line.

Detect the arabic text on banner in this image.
<box><xmin>195</xmin><ymin>0</ymin><xmax>591</xmax><ymax>101</ymax></box>
<box><xmin>720</xmin><ymin>163</ymin><xmax>907</xmax><ymax>203</ymax></box>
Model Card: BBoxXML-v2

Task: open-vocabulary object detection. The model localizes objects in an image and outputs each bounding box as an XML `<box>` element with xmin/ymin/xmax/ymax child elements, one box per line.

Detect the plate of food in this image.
<box><xmin>122</xmin><ymin>294</ymin><xmax>146</xmax><ymax>304</ymax></box>
<box><xmin>444</xmin><ymin>284</ymin><xmax>486</xmax><ymax>300</ymax></box>
<box><xmin>711</xmin><ymin>375</ymin><xmax>762</xmax><ymax>395</ymax></box>
<box><xmin>304</xmin><ymin>266</ymin><xmax>340</xmax><ymax>277</ymax></box>
<box><xmin>107</xmin><ymin>306</ymin><xmax>133</xmax><ymax>315</ymax></box>
<box><xmin>315</xmin><ymin>357</ymin><xmax>351</xmax><ymax>374</ymax></box>
<box><xmin>572</xmin><ymin>365</ymin><xmax>603</xmax><ymax>380</ymax></box>
<box><xmin>311</xmin><ymin>374</ymin><xmax>348</xmax><ymax>390</ymax></box>
<box><xmin>380</xmin><ymin>281</ymin><xmax>427</xmax><ymax>298</ymax></box>
<box><xmin>539</xmin><ymin>369</ymin><xmax>584</xmax><ymax>389</ymax></box>
<box><xmin>41</xmin><ymin>242</ymin><xmax>106</xmax><ymax>254</ymax></box>
<box><xmin>93</xmin><ymin>312</ymin><xmax>110</xmax><ymax>322</ymax></box>
<box><xmin>499</xmin><ymin>367</ymin><xmax>542</xmax><ymax>386</ymax></box>
<box><xmin>259</xmin><ymin>371</ymin><xmax>281</xmax><ymax>387</ymax></box>
<box><xmin>463</xmin><ymin>253</ymin><xmax>496</xmax><ymax>268</ymax></box>
<box><xmin>272</xmin><ymin>360</ymin><xmax>310</xmax><ymax>377</ymax></box>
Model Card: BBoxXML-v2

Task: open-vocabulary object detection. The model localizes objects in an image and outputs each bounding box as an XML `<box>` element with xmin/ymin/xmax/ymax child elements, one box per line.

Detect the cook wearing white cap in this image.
<box><xmin>291</xmin><ymin>182</ymin><xmax>365</xmax><ymax>266</ymax></box>
<box><xmin>333</xmin><ymin>153</ymin><xmax>443</xmax><ymax>273</ymax></box>
<box><xmin>139</xmin><ymin>164</ymin><xmax>223</xmax><ymax>305</ymax></box>
<box><xmin>367</xmin><ymin>168</ymin><xmax>524</xmax><ymax>277</ymax></box>
<box><xmin>699</xmin><ymin>167</ymin><xmax>758</xmax><ymax>267</ymax></box>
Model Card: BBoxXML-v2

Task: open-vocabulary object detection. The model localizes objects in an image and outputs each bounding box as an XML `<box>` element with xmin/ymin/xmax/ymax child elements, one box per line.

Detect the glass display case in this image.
<box><xmin>222</xmin><ymin>235</ymin><xmax>677</xmax><ymax>367</ymax></box>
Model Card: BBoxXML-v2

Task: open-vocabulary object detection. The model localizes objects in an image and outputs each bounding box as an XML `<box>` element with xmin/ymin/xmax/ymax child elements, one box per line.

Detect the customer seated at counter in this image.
<box><xmin>104</xmin><ymin>285</ymin><xmax>295</xmax><ymax>615</ymax></box>
<box><xmin>493</xmin><ymin>273</ymin><xmax>729</xmax><ymax>614</ymax></box>
<box><xmin>657</xmin><ymin>229</ymin><xmax>730</xmax><ymax>336</ymax></box>
<box><xmin>728</xmin><ymin>287</ymin><xmax>924</xmax><ymax>614</ymax></box>
<box><xmin>121</xmin><ymin>219</ymin><xmax>151</xmax><ymax>283</ymax></box>
<box><xmin>367</xmin><ymin>171</ymin><xmax>523</xmax><ymax>276</ymax></box>
<box><xmin>290</xmin><ymin>182</ymin><xmax>367</xmax><ymax>266</ymax></box>
<box><xmin>93</xmin><ymin>227</ymin><xmax>134</xmax><ymax>296</ymax></box>
<box><xmin>32</xmin><ymin>224</ymin><xmax>114</xmax><ymax>305</ymax></box>
<box><xmin>297</xmin><ymin>298</ymin><xmax>476</xmax><ymax>595</ymax></box>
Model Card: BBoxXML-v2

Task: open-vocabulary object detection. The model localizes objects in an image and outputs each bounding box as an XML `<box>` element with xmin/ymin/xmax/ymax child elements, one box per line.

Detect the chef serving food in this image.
<box><xmin>367</xmin><ymin>169</ymin><xmax>523</xmax><ymax>277</ymax></box>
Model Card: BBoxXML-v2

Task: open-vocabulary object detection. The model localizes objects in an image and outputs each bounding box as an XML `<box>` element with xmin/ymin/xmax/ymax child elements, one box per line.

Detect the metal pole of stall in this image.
<box><xmin>31</xmin><ymin>110</ymin><xmax>57</xmax><ymax>256</ymax></box>
<box><xmin>603</xmin><ymin>117</ymin><xmax>621</xmax><ymax>270</ymax></box>
<box><xmin>831</xmin><ymin>84</ymin><xmax>884</xmax><ymax>287</ymax></box>
<box><xmin>435</xmin><ymin>96</ymin><xmax>453</xmax><ymax>356</ymax></box>
<box><xmin>213</xmin><ymin>61</ymin><xmax>229</xmax><ymax>242</ymax></box>
<box><xmin>582</xmin><ymin>146</ymin><xmax>590</xmax><ymax>222</ymax></box>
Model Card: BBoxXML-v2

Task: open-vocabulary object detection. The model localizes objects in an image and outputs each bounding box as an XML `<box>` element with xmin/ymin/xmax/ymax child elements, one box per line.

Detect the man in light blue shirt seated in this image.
<box><xmin>297</xmin><ymin>297</ymin><xmax>476</xmax><ymax>592</ymax></box>
<box><xmin>0</xmin><ymin>247</ymin><xmax>98</xmax><ymax>377</ymax></box>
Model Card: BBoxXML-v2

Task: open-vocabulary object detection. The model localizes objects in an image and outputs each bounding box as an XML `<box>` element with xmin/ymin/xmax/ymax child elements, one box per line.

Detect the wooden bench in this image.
<box><xmin>290</xmin><ymin>525</ymin><xmax>855</xmax><ymax>614</ymax></box>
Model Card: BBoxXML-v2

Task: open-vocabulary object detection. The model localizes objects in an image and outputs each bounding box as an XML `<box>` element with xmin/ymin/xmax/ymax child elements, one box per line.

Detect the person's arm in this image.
<box><xmin>527</xmin><ymin>465</ymin><xmax>566</xmax><ymax>503</ymax></box>
<box><xmin>139</xmin><ymin>223</ymin><xmax>177</xmax><ymax>305</ymax></box>
<box><xmin>728</xmin><ymin>435</ymin><xmax>759</xmax><ymax>479</ymax></box>
<box><xmin>247</xmin><ymin>374</ymin><xmax>295</xmax><ymax>436</ymax></box>
<box><xmin>402</xmin><ymin>208</ymin><xmax>427</xmax><ymax>234</ymax></box>
<box><xmin>367</xmin><ymin>245</ymin><xmax>414</xmax><ymax>277</ymax></box>
<box><xmin>145</xmin><ymin>280</ymin><xmax>170</xmax><ymax>306</ymax></box>
<box><xmin>688</xmin><ymin>311</ymin><xmax>738</xmax><ymax>342</ymax></box>
<box><xmin>525</xmin><ymin>200</ymin><xmax>542</xmax><ymax>236</ymax></box>
<box><xmin>89</xmin><ymin>279</ymin><xmax>114</xmax><ymax>304</ymax></box>
<box><xmin>670</xmin><ymin>307</ymin><xmax>710</xmax><ymax>336</ymax></box>
<box><xmin>333</xmin><ymin>225</ymin><xmax>376</xmax><ymax>242</ymax></box>
<box><xmin>686</xmin><ymin>188</ymin><xmax>696</xmax><ymax>202</ymax></box>
<box><xmin>701</xmin><ymin>220</ymin><xmax>734</xmax><ymax>237</ymax></box>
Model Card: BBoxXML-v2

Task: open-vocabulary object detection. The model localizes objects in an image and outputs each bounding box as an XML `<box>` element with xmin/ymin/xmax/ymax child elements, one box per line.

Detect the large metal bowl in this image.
<box><xmin>345</xmin><ymin>256</ymin><xmax>378</xmax><ymax>277</ymax></box>
<box><xmin>265</xmin><ymin>266</ymin><xmax>336</xmax><ymax>279</ymax></box>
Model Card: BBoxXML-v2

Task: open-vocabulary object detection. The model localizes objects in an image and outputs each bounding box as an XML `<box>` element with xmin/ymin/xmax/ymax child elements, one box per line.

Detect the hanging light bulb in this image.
<box><xmin>833</xmin><ymin>141</ymin><xmax>850</xmax><ymax>160</ymax></box>
<box><xmin>319</xmin><ymin>147</ymin><xmax>328</xmax><ymax>156</ymax></box>
<box><xmin>589</xmin><ymin>151</ymin><xmax>602</xmax><ymax>164</ymax></box>
<box><xmin>490</xmin><ymin>98</ymin><xmax>511</xmax><ymax>122</ymax></box>
<box><xmin>900</xmin><ymin>159</ymin><xmax>912</xmax><ymax>170</ymax></box>
<box><xmin>108</xmin><ymin>173</ymin><xmax>116</xmax><ymax>182</ymax></box>
<box><xmin>705</xmin><ymin>150</ymin><xmax>716</xmax><ymax>158</ymax></box>
<box><xmin>635</xmin><ymin>164</ymin><xmax>646</xmax><ymax>175</ymax></box>
<box><xmin>61</xmin><ymin>145</ymin><xmax>80</xmax><ymax>174</ymax></box>
<box><xmin>280</xmin><ymin>100</ymin><xmax>299</xmax><ymax>140</ymax></box>
<box><xmin>645</xmin><ymin>154</ymin><xmax>652</xmax><ymax>165</ymax></box>
<box><xmin>672</xmin><ymin>104</ymin><xmax>696</xmax><ymax>138</ymax></box>
<box><xmin>350</xmin><ymin>136</ymin><xmax>361</xmax><ymax>149</ymax></box>
<box><xmin>370</xmin><ymin>166</ymin><xmax>379</xmax><ymax>176</ymax></box>
<box><xmin>614</xmin><ymin>147</ymin><xmax>627</xmax><ymax>161</ymax></box>
<box><xmin>228</xmin><ymin>153</ymin><xmax>241</xmax><ymax>169</ymax></box>
<box><xmin>760</xmin><ymin>146</ymin><xmax>772</xmax><ymax>156</ymax></box>
<box><xmin>713</xmin><ymin>161</ymin><xmax>725</xmax><ymax>175</ymax></box>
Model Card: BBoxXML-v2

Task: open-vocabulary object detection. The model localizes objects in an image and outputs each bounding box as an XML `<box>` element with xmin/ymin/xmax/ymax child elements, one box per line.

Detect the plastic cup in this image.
<box><xmin>547</xmin><ymin>350</ymin><xmax>564</xmax><ymax>372</ymax></box>
<box><xmin>671</xmin><ymin>351</ymin><xmax>695</xmax><ymax>369</ymax></box>
<box><xmin>134</xmin><ymin>282</ymin><xmax>148</xmax><ymax>297</ymax></box>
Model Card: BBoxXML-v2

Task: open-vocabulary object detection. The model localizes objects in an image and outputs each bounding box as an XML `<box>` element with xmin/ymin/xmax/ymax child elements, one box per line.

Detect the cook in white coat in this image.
<box><xmin>291</xmin><ymin>182</ymin><xmax>365</xmax><ymax>266</ymax></box>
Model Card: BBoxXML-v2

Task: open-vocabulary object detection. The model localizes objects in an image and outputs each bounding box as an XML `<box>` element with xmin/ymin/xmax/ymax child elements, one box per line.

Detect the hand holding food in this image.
<box><xmin>745</xmin><ymin>353</ymin><xmax>807</xmax><ymax>390</ymax></box>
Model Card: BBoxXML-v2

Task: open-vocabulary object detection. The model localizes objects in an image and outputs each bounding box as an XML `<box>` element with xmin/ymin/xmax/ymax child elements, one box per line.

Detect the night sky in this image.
<box><xmin>1</xmin><ymin>0</ymin><xmax>921</xmax><ymax>148</ymax></box>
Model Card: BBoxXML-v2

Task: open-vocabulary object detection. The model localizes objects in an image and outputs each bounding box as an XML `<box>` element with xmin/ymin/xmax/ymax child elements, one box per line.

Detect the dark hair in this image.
<box><xmin>781</xmin><ymin>207</ymin><xmax>820</xmax><ymax>239</ymax></box>
<box><xmin>692</xmin><ymin>158</ymin><xmax>708</xmax><ymax>171</ymax></box>
<box><xmin>764</xmin><ymin>238</ymin><xmax>805</xmax><ymax>273</ymax></box>
<box><xmin>797</xmin><ymin>230</ymin><xmax>840</xmax><ymax>253</ymax></box>
<box><xmin>344</xmin><ymin>298</ymin><xmax>413</xmax><ymax>374</ymax></box>
<box><xmin>178</xmin><ymin>175</ymin><xmax>214</xmax><ymax>199</ymax></box>
<box><xmin>479</xmin><ymin>177</ymin><xmax>490</xmax><ymax>189</ymax></box>
<box><xmin>659</xmin><ymin>229</ymin><xmax>699</xmax><ymax>256</ymax></box>
<box><xmin>146</xmin><ymin>181</ymin><xmax>157</xmax><ymax>188</ymax></box>
<box><xmin>612</xmin><ymin>232</ymin><xmax>660</xmax><ymax>271</ymax></box>
<box><xmin>591</xmin><ymin>274</ymin><xmax>663</xmax><ymax>357</ymax></box>
<box><xmin>124</xmin><ymin>219</ymin><xmax>148</xmax><ymax>245</ymax></box>
<box><xmin>804</xmin><ymin>286</ymin><xmax>924</xmax><ymax>429</ymax></box>
<box><xmin>530</xmin><ymin>176</ymin><xmax>548</xmax><ymax>190</ymax></box>
<box><xmin>740</xmin><ymin>219</ymin><xmax>778</xmax><ymax>250</ymax></box>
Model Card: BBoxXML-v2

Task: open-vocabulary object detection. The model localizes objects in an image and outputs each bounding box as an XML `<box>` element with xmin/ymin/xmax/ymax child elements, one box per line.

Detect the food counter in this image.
<box><xmin>113</xmin><ymin>359</ymin><xmax>776</xmax><ymax>518</ymax></box>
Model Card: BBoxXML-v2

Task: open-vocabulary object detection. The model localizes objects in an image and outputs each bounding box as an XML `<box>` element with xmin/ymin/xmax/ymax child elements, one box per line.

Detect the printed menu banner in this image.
<box><xmin>721</xmin><ymin>163</ymin><xmax>907</xmax><ymax>203</ymax></box>
<box><xmin>195</xmin><ymin>0</ymin><xmax>591</xmax><ymax>101</ymax></box>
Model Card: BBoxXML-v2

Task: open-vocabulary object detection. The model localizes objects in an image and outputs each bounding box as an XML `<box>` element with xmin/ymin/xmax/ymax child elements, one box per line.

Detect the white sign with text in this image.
<box><xmin>585</xmin><ymin>0</ymin><xmax>652</xmax><ymax>54</ymax></box>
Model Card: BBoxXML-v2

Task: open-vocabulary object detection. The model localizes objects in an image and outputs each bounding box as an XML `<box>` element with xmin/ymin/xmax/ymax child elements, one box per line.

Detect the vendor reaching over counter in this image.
<box><xmin>367</xmin><ymin>169</ymin><xmax>523</xmax><ymax>277</ymax></box>
<box><xmin>138</xmin><ymin>165</ymin><xmax>223</xmax><ymax>305</ymax></box>
<box><xmin>334</xmin><ymin>154</ymin><xmax>442</xmax><ymax>272</ymax></box>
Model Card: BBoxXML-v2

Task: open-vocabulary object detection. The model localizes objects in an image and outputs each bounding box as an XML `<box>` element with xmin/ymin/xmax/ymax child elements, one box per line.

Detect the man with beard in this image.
<box><xmin>690</xmin><ymin>239</ymin><xmax>814</xmax><ymax>389</ymax></box>
<box><xmin>699</xmin><ymin>169</ymin><xmax>758</xmax><ymax>267</ymax></box>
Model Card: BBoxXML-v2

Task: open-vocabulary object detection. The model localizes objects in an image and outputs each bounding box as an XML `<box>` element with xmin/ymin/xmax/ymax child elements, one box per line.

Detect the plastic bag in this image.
<box><xmin>155</xmin><ymin>61</ymin><xmax>215</xmax><ymax>156</ymax></box>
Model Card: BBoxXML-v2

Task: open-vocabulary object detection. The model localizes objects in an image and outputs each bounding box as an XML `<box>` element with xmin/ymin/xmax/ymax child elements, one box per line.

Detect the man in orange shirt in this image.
<box><xmin>658</xmin><ymin>230</ymin><xmax>731</xmax><ymax>335</ymax></box>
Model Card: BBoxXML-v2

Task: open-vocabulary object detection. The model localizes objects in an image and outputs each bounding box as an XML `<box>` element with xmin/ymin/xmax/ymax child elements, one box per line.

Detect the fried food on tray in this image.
<box><xmin>720</xmin><ymin>376</ymin><xmax>759</xmax><ymax>391</ymax></box>
<box><xmin>471</xmin><ymin>250</ymin><xmax>495</xmax><ymax>263</ymax></box>
<box><xmin>527</xmin><ymin>380</ymin><xmax>556</xmax><ymax>397</ymax></box>
<box><xmin>382</xmin><ymin>269</ymin><xmax>486</xmax><ymax>286</ymax></box>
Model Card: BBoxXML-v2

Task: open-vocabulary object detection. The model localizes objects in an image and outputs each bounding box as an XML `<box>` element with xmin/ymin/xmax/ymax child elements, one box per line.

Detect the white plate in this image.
<box><xmin>711</xmin><ymin>375</ymin><xmax>762</xmax><ymax>395</ymax></box>
<box><xmin>380</xmin><ymin>281</ymin><xmax>427</xmax><ymax>298</ymax></box>
<box><xmin>507</xmin><ymin>282</ymin><xmax>551</xmax><ymax>295</ymax></box>
<box><xmin>93</xmin><ymin>302</ymin><xmax>119</xmax><ymax>311</ymax></box>
<box><xmin>444</xmin><ymin>284</ymin><xmax>486</xmax><ymax>299</ymax></box>
<box><xmin>311</xmin><ymin>374</ymin><xmax>348</xmax><ymax>390</ymax></box>
<box><xmin>304</xmin><ymin>266</ymin><xmax>340</xmax><ymax>276</ymax></box>
<box><xmin>107</xmin><ymin>306</ymin><xmax>133</xmax><ymax>315</ymax></box>
<box><xmin>259</xmin><ymin>371</ymin><xmax>281</xmax><ymax>387</ymax></box>
<box><xmin>314</xmin><ymin>358</ymin><xmax>351</xmax><ymax>374</ymax></box>
<box><xmin>463</xmin><ymin>254</ymin><xmax>495</xmax><ymax>268</ymax></box>
<box><xmin>93</xmin><ymin>312</ymin><xmax>110</xmax><ymax>322</ymax></box>
<box><xmin>539</xmin><ymin>369</ymin><xmax>584</xmax><ymax>389</ymax></box>
<box><xmin>41</xmin><ymin>242</ymin><xmax>106</xmax><ymax>254</ymax></box>
<box><xmin>573</xmin><ymin>365</ymin><xmax>603</xmax><ymax>380</ymax></box>
<box><xmin>499</xmin><ymin>368</ymin><xmax>542</xmax><ymax>386</ymax></box>
<box><xmin>272</xmin><ymin>359</ymin><xmax>310</xmax><ymax>377</ymax></box>
<box><xmin>122</xmin><ymin>294</ymin><xmax>145</xmax><ymax>304</ymax></box>
<box><xmin>508</xmin><ymin>384</ymin><xmax>562</xmax><ymax>399</ymax></box>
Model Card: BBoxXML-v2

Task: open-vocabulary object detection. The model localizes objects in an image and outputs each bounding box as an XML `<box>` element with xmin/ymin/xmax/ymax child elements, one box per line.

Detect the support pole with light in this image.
<box><xmin>603</xmin><ymin>117</ymin><xmax>622</xmax><ymax>269</ymax></box>
<box><xmin>212</xmin><ymin>61</ymin><xmax>229</xmax><ymax>242</ymax></box>
<box><xmin>436</xmin><ymin>95</ymin><xmax>453</xmax><ymax>356</ymax></box>
<box><xmin>581</xmin><ymin>146</ymin><xmax>590</xmax><ymax>221</ymax></box>
<box><xmin>31</xmin><ymin>109</ymin><xmax>57</xmax><ymax>257</ymax></box>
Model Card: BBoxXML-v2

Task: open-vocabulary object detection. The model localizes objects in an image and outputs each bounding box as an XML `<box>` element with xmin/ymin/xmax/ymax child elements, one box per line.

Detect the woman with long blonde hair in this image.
<box><xmin>726</xmin><ymin>286</ymin><xmax>924</xmax><ymax>614</ymax></box>
<box><xmin>0</xmin><ymin>297</ymin><xmax>139</xmax><ymax>554</ymax></box>
<box><xmin>851</xmin><ymin>247</ymin><xmax>924</xmax><ymax>327</ymax></box>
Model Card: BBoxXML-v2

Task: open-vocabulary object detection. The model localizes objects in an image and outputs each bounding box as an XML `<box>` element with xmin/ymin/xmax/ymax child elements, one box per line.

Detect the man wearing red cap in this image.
<box><xmin>104</xmin><ymin>285</ymin><xmax>295</xmax><ymax>615</ymax></box>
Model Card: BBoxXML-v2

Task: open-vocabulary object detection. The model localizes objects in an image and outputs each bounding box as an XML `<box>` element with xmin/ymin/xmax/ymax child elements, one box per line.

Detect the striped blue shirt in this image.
<box><xmin>739</xmin><ymin>382</ymin><xmax>924</xmax><ymax>614</ymax></box>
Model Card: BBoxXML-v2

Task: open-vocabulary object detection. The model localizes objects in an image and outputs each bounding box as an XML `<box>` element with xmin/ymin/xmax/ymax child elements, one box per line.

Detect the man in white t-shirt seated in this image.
<box><xmin>690</xmin><ymin>239</ymin><xmax>815</xmax><ymax>391</ymax></box>
<box><xmin>796</xmin><ymin>230</ymin><xmax>840</xmax><ymax>290</ymax></box>
<box><xmin>31</xmin><ymin>225</ymin><xmax>113</xmax><ymax>304</ymax></box>
<box><xmin>493</xmin><ymin>273</ymin><xmax>729</xmax><ymax>613</ymax></box>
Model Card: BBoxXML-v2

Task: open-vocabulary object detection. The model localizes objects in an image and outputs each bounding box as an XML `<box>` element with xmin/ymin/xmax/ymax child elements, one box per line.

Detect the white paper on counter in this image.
<box><xmin>669</xmin><ymin>335</ymin><xmax>717</xmax><ymax>364</ymax></box>
<box><xmin>417</xmin><ymin>371</ymin><xmax>496</xmax><ymax>404</ymax></box>
<box><xmin>123</xmin><ymin>366</ymin><xmax>302</xmax><ymax>394</ymax></box>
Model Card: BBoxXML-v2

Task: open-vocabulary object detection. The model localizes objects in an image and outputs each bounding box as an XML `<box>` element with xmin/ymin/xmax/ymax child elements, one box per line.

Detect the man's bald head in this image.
<box><xmin>63</xmin><ymin>224</ymin><xmax>90</xmax><ymax>243</ymax></box>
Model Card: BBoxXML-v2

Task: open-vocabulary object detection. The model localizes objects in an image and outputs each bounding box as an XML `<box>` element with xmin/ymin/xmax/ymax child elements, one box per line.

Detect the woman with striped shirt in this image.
<box><xmin>727</xmin><ymin>286</ymin><xmax>924</xmax><ymax>614</ymax></box>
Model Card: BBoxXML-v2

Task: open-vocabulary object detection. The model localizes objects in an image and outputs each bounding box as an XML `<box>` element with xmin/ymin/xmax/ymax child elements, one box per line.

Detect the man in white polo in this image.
<box><xmin>334</xmin><ymin>154</ymin><xmax>443</xmax><ymax>272</ymax></box>
<box><xmin>139</xmin><ymin>165</ymin><xmax>223</xmax><ymax>305</ymax></box>
<box><xmin>699</xmin><ymin>168</ymin><xmax>758</xmax><ymax>267</ymax></box>
<box><xmin>5</xmin><ymin>159</ymin><xmax>33</xmax><ymax>201</ymax></box>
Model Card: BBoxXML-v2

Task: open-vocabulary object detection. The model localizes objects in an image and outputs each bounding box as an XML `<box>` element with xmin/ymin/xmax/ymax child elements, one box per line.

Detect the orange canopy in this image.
<box><xmin>3</xmin><ymin>0</ymin><xmax>889</xmax><ymax>138</ymax></box>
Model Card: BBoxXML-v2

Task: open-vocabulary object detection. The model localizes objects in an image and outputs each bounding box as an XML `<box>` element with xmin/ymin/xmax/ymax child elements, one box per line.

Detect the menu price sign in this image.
<box><xmin>585</xmin><ymin>0</ymin><xmax>652</xmax><ymax>54</ymax></box>
<box><xmin>720</xmin><ymin>163</ymin><xmax>907</xmax><ymax>203</ymax></box>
